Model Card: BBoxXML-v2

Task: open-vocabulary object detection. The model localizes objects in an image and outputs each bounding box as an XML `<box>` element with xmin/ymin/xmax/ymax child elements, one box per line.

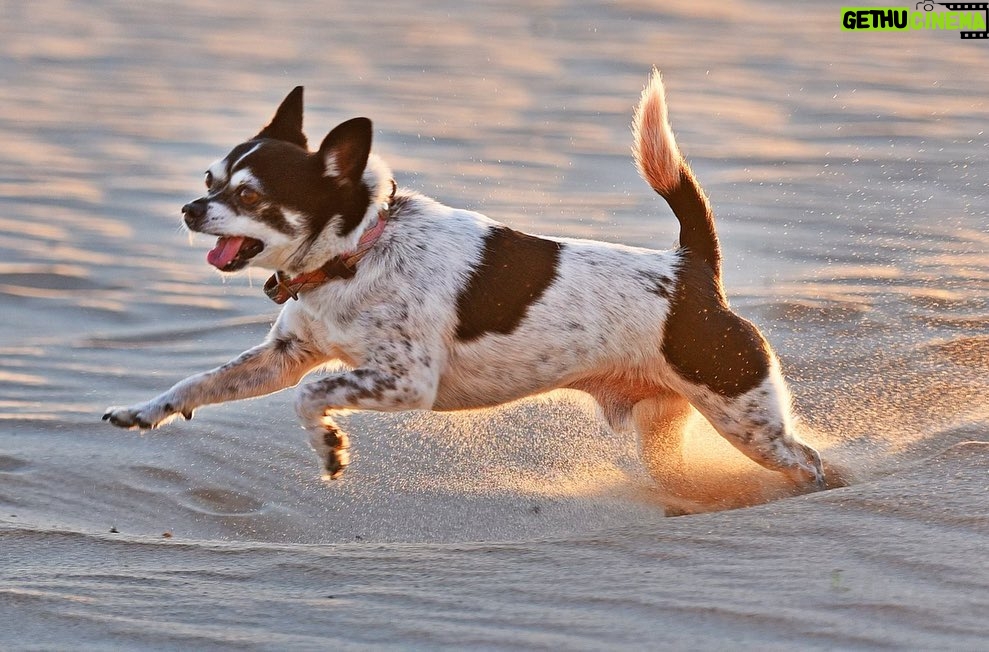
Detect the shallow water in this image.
<box><xmin>1</xmin><ymin>0</ymin><xmax>987</xmax><ymax>648</ymax></box>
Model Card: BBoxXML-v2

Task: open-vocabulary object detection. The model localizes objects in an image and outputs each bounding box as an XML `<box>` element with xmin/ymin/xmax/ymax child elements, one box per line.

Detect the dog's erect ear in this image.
<box><xmin>254</xmin><ymin>86</ymin><xmax>308</xmax><ymax>149</ymax></box>
<box><xmin>318</xmin><ymin>117</ymin><xmax>372</xmax><ymax>183</ymax></box>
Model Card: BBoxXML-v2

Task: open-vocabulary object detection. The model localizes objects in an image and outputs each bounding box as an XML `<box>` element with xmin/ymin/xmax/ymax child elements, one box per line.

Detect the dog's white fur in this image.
<box><xmin>105</xmin><ymin>70</ymin><xmax>826</xmax><ymax>506</ymax></box>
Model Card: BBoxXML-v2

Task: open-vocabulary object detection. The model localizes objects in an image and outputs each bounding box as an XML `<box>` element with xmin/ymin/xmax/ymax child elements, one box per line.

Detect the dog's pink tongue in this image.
<box><xmin>207</xmin><ymin>236</ymin><xmax>246</xmax><ymax>269</ymax></box>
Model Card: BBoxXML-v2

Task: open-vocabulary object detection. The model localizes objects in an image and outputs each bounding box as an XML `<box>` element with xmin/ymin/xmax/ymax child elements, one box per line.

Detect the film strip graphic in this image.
<box><xmin>936</xmin><ymin>2</ymin><xmax>989</xmax><ymax>38</ymax></box>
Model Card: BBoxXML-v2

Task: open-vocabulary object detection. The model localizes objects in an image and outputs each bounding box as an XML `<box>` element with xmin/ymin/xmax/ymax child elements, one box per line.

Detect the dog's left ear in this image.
<box><xmin>318</xmin><ymin>117</ymin><xmax>372</xmax><ymax>184</ymax></box>
<box><xmin>255</xmin><ymin>86</ymin><xmax>308</xmax><ymax>149</ymax></box>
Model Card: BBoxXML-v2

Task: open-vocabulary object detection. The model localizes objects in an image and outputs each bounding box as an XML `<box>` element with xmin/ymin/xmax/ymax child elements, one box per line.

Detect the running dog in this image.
<box><xmin>104</xmin><ymin>70</ymin><xmax>828</xmax><ymax>504</ymax></box>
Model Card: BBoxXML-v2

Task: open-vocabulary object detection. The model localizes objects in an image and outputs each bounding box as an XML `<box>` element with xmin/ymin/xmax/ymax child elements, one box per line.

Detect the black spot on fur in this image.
<box><xmin>662</xmin><ymin>255</ymin><xmax>770</xmax><ymax>397</ymax></box>
<box><xmin>315</xmin><ymin>377</ymin><xmax>348</xmax><ymax>393</ymax></box>
<box><xmin>387</xmin><ymin>193</ymin><xmax>417</xmax><ymax>219</ymax></box>
<box><xmin>455</xmin><ymin>226</ymin><xmax>562</xmax><ymax>341</ymax></box>
<box><xmin>258</xmin><ymin>207</ymin><xmax>296</xmax><ymax>235</ymax></box>
<box><xmin>638</xmin><ymin>270</ymin><xmax>673</xmax><ymax>300</ymax></box>
<box><xmin>323</xmin><ymin>429</ymin><xmax>341</xmax><ymax>447</ymax></box>
<box><xmin>273</xmin><ymin>336</ymin><xmax>297</xmax><ymax>354</ymax></box>
<box><xmin>316</xmin><ymin>370</ymin><xmax>398</xmax><ymax>406</ymax></box>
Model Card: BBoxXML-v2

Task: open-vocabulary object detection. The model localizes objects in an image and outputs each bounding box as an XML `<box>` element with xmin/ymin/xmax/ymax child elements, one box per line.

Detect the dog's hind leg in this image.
<box><xmin>675</xmin><ymin>367</ymin><xmax>825</xmax><ymax>492</ymax></box>
<box><xmin>660</xmin><ymin>253</ymin><xmax>826</xmax><ymax>492</ymax></box>
<box><xmin>632</xmin><ymin>393</ymin><xmax>700</xmax><ymax>515</ymax></box>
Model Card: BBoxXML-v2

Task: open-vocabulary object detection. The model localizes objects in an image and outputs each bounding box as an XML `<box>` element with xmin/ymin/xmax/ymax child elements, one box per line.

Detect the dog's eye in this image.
<box><xmin>238</xmin><ymin>187</ymin><xmax>262</xmax><ymax>207</ymax></box>
<box><xmin>205</xmin><ymin>171</ymin><xmax>214</xmax><ymax>190</ymax></box>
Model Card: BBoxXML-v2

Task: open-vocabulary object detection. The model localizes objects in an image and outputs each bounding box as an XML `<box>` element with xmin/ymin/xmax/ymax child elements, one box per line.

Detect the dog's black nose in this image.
<box><xmin>182</xmin><ymin>198</ymin><xmax>208</xmax><ymax>227</ymax></box>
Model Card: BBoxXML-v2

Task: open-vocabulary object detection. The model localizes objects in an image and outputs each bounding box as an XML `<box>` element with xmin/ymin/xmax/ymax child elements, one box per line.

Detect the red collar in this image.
<box><xmin>263</xmin><ymin>209</ymin><xmax>389</xmax><ymax>305</ymax></box>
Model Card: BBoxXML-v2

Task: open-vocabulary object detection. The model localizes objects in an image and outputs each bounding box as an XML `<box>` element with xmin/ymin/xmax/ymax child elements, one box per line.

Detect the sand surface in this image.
<box><xmin>1</xmin><ymin>0</ymin><xmax>987</xmax><ymax>649</ymax></box>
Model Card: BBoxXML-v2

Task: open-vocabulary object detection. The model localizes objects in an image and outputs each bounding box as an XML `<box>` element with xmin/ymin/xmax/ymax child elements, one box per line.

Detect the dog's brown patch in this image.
<box><xmin>454</xmin><ymin>226</ymin><xmax>562</xmax><ymax>341</ymax></box>
<box><xmin>662</xmin><ymin>256</ymin><xmax>770</xmax><ymax>397</ymax></box>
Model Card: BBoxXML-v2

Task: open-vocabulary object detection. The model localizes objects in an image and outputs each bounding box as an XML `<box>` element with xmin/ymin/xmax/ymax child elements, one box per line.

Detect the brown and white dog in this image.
<box><xmin>104</xmin><ymin>70</ymin><xmax>828</xmax><ymax>507</ymax></box>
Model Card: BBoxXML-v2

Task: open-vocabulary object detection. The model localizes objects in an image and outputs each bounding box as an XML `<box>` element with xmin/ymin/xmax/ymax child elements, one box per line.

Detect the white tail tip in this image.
<box><xmin>632</xmin><ymin>68</ymin><xmax>683</xmax><ymax>195</ymax></box>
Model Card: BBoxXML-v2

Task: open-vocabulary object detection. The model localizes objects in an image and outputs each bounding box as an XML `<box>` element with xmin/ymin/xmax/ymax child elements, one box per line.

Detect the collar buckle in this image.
<box><xmin>263</xmin><ymin>270</ymin><xmax>299</xmax><ymax>304</ymax></box>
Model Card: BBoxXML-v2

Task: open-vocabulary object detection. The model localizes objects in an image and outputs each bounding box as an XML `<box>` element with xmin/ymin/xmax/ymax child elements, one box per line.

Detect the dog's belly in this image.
<box><xmin>432</xmin><ymin>363</ymin><xmax>562</xmax><ymax>410</ymax></box>
<box><xmin>432</xmin><ymin>339</ymin><xmax>590</xmax><ymax>410</ymax></box>
<box><xmin>432</xmin><ymin>364</ymin><xmax>671</xmax><ymax>412</ymax></box>
<box><xmin>431</xmin><ymin>337</ymin><xmax>668</xmax><ymax>411</ymax></box>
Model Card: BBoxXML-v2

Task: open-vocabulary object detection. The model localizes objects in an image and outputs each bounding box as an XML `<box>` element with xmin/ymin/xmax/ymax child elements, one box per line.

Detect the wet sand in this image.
<box><xmin>1</xmin><ymin>1</ymin><xmax>987</xmax><ymax>649</ymax></box>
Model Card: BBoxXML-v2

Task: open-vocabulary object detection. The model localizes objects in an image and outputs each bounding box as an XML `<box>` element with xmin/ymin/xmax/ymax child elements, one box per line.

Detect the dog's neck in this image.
<box><xmin>263</xmin><ymin>181</ymin><xmax>394</xmax><ymax>304</ymax></box>
<box><xmin>265</xmin><ymin>155</ymin><xmax>395</xmax><ymax>303</ymax></box>
<box><xmin>285</xmin><ymin>154</ymin><xmax>393</xmax><ymax>274</ymax></box>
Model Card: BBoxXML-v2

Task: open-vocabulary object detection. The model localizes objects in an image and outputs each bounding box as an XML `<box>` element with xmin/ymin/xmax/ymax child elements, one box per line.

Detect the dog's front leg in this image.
<box><xmin>103</xmin><ymin>333</ymin><xmax>322</xmax><ymax>430</ymax></box>
<box><xmin>296</xmin><ymin>367</ymin><xmax>436</xmax><ymax>479</ymax></box>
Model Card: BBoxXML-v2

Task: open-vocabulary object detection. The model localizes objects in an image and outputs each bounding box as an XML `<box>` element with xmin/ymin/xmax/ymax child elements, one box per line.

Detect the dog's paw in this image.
<box><xmin>102</xmin><ymin>399</ymin><xmax>190</xmax><ymax>431</ymax></box>
<box><xmin>782</xmin><ymin>440</ymin><xmax>828</xmax><ymax>493</ymax></box>
<box><xmin>309</xmin><ymin>422</ymin><xmax>351</xmax><ymax>480</ymax></box>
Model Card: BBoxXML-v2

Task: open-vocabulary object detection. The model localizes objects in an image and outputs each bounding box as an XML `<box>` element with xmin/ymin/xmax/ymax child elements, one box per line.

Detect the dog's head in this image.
<box><xmin>182</xmin><ymin>87</ymin><xmax>392</xmax><ymax>274</ymax></box>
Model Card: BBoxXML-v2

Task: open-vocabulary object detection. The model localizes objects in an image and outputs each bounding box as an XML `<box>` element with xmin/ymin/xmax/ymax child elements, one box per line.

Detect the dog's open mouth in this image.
<box><xmin>206</xmin><ymin>236</ymin><xmax>265</xmax><ymax>272</ymax></box>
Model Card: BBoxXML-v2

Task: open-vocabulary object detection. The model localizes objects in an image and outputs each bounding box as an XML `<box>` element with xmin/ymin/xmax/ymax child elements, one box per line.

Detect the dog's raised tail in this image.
<box><xmin>633</xmin><ymin>68</ymin><xmax>721</xmax><ymax>278</ymax></box>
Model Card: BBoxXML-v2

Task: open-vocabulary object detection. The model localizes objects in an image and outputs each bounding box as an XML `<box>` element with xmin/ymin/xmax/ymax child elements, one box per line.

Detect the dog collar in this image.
<box><xmin>263</xmin><ymin>207</ymin><xmax>389</xmax><ymax>305</ymax></box>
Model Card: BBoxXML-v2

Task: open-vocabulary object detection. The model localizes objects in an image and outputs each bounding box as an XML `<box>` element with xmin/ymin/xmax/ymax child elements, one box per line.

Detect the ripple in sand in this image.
<box><xmin>755</xmin><ymin>298</ymin><xmax>870</xmax><ymax>323</ymax></box>
<box><xmin>0</xmin><ymin>455</ymin><xmax>31</xmax><ymax>474</ymax></box>
<box><xmin>0</xmin><ymin>270</ymin><xmax>105</xmax><ymax>291</ymax></box>
<box><xmin>181</xmin><ymin>488</ymin><xmax>264</xmax><ymax>516</ymax></box>
<box><xmin>928</xmin><ymin>335</ymin><xmax>989</xmax><ymax>369</ymax></box>
<box><xmin>129</xmin><ymin>464</ymin><xmax>189</xmax><ymax>489</ymax></box>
